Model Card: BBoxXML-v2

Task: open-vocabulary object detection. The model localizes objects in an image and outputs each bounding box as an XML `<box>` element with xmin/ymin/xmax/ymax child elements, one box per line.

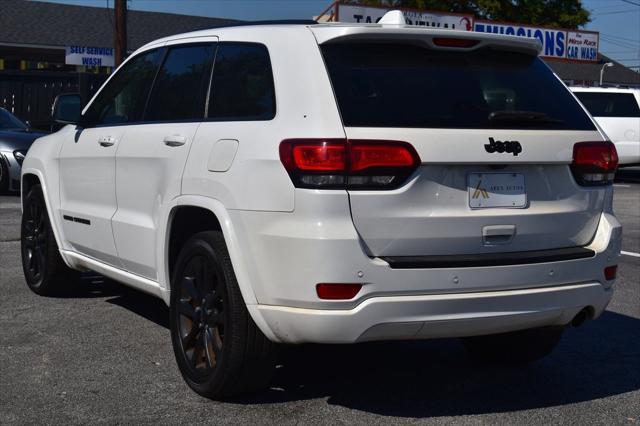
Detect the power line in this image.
<box><xmin>592</xmin><ymin>8</ymin><xmax>638</xmax><ymax>15</ymax></box>
<box><xmin>600</xmin><ymin>40</ymin><xmax>637</xmax><ymax>50</ymax></box>
<box><xmin>600</xmin><ymin>36</ymin><xmax>639</xmax><ymax>50</ymax></box>
<box><xmin>600</xmin><ymin>33</ymin><xmax>640</xmax><ymax>44</ymax></box>
<box><xmin>601</xmin><ymin>37</ymin><xmax>639</xmax><ymax>47</ymax></box>
<box><xmin>620</xmin><ymin>0</ymin><xmax>640</xmax><ymax>6</ymax></box>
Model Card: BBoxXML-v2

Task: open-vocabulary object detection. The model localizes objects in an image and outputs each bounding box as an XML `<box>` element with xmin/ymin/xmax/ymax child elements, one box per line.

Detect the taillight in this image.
<box><xmin>571</xmin><ymin>141</ymin><xmax>618</xmax><ymax>186</ymax></box>
<box><xmin>432</xmin><ymin>38</ymin><xmax>480</xmax><ymax>48</ymax></box>
<box><xmin>279</xmin><ymin>139</ymin><xmax>420</xmax><ymax>190</ymax></box>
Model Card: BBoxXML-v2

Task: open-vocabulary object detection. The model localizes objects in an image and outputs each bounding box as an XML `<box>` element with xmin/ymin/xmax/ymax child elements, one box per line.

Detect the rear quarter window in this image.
<box><xmin>573</xmin><ymin>92</ymin><xmax>640</xmax><ymax>118</ymax></box>
<box><xmin>207</xmin><ymin>43</ymin><xmax>276</xmax><ymax>121</ymax></box>
<box><xmin>321</xmin><ymin>43</ymin><xmax>595</xmax><ymax>130</ymax></box>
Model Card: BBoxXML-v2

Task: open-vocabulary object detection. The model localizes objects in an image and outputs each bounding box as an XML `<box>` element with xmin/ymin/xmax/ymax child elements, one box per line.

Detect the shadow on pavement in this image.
<box><xmin>243</xmin><ymin>311</ymin><xmax>640</xmax><ymax>417</ymax></box>
<box><xmin>55</xmin><ymin>278</ymin><xmax>640</xmax><ymax>418</ymax></box>
<box><xmin>616</xmin><ymin>167</ymin><xmax>640</xmax><ymax>183</ymax></box>
<box><xmin>50</xmin><ymin>274</ymin><xmax>171</xmax><ymax>329</ymax></box>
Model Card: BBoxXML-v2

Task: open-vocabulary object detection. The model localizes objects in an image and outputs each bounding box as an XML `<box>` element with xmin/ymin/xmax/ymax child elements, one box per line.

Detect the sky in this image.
<box><xmin>35</xmin><ymin>0</ymin><xmax>640</xmax><ymax>69</ymax></box>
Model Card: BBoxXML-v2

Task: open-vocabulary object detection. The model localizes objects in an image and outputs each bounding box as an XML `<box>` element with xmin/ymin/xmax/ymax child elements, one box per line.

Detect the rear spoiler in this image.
<box><xmin>309</xmin><ymin>26</ymin><xmax>542</xmax><ymax>56</ymax></box>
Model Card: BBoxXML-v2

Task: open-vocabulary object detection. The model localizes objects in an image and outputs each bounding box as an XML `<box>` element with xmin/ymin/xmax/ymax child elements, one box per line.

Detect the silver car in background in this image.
<box><xmin>0</xmin><ymin>108</ymin><xmax>47</xmax><ymax>193</ymax></box>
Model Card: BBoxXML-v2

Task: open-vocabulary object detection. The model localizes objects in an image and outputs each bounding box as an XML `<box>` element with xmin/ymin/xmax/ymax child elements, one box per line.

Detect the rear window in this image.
<box><xmin>573</xmin><ymin>92</ymin><xmax>640</xmax><ymax>118</ymax></box>
<box><xmin>321</xmin><ymin>43</ymin><xmax>595</xmax><ymax>130</ymax></box>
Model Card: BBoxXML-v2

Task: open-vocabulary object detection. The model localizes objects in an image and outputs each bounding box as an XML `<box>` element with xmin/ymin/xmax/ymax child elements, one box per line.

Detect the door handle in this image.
<box><xmin>163</xmin><ymin>135</ymin><xmax>187</xmax><ymax>147</ymax></box>
<box><xmin>98</xmin><ymin>136</ymin><xmax>116</xmax><ymax>147</ymax></box>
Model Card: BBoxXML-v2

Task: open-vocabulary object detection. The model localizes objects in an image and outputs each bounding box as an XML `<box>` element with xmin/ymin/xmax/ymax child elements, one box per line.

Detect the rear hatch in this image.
<box><xmin>318</xmin><ymin>32</ymin><xmax>607</xmax><ymax>258</ymax></box>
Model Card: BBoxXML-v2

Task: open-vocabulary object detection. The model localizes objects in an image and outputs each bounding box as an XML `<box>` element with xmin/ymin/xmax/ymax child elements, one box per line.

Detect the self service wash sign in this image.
<box><xmin>65</xmin><ymin>46</ymin><xmax>115</xmax><ymax>67</ymax></box>
<box><xmin>474</xmin><ymin>21</ymin><xmax>599</xmax><ymax>62</ymax></box>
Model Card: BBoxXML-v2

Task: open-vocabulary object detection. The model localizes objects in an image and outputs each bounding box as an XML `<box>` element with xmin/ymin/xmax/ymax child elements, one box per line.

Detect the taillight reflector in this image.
<box><xmin>432</xmin><ymin>38</ymin><xmax>480</xmax><ymax>48</ymax></box>
<box><xmin>604</xmin><ymin>265</ymin><xmax>617</xmax><ymax>281</ymax></box>
<box><xmin>316</xmin><ymin>283</ymin><xmax>362</xmax><ymax>300</ymax></box>
<box><xmin>571</xmin><ymin>141</ymin><xmax>618</xmax><ymax>186</ymax></box>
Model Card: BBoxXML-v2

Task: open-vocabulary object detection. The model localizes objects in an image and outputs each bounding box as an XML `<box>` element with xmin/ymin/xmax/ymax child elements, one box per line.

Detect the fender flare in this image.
<box><xmin>20</xmin><ymin>167</ymin><xmax>75</xmax><ymax>269</ymax></box>
<box><xmin>160</xmin><ymin>195</ymin><xmax>280</xmax><ymax>342</ymax></box>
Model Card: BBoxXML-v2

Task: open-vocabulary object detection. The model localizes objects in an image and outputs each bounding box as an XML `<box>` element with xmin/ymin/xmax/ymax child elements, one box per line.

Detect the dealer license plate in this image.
<box><xmin>468</xmin><ymin>173</ymin><xmax>527</xmax><ymax>209</ymax></box>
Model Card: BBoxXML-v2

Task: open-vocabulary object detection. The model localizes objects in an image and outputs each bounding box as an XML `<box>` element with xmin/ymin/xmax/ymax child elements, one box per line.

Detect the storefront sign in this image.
<box><xmin>474</xmin><ymin>21</ymin><xmax>599</xmax><ymax>62</ymax></box>
<box><xmin>566</xmin><ymin>31</ymin><xmax>599</xmax><ymax>61</ymax></box>
<box><xmin>337</xmin><ymin>4</ymin><xmax>473</xmax><ymax>31</ymax></box>
<box><xmin>65</xmin><ymin>46</ymin><xmax>114</xmax><ymax>67</ymax></box>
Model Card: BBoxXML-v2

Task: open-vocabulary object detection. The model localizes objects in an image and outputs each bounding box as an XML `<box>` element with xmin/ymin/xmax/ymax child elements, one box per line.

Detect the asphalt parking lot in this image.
<box><xmin>1</xmin><ymin>176</ymin><xmax>639</xmax><ymax>424</ymax></box>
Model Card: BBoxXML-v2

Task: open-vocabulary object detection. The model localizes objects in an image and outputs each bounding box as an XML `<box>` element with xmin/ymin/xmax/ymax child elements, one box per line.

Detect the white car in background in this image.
<box><xmin>571</xmin><ymin>87</ymin><xmax>640</xmax><ymax>166</ymax></box>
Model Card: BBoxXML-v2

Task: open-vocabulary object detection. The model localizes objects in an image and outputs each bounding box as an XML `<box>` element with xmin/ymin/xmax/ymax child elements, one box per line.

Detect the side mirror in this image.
<box><xmin>52</xmin><ymin>93</ymin><xmax>82</xmax><ymax>125</ymax></box>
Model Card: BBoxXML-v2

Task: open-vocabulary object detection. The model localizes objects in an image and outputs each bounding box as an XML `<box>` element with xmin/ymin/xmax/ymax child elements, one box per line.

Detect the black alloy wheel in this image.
<box><xmin>175</xmin><ymin>254</ymin><xmax>227</xmax><ymax>377</ymax></box>
<box><xmin>170</xmin><ymin>231</ymin><xmax>277</xmax><ymax>398</ymax></box>
<box><xmin>21</xmin><ymin>184</ymin><xmax>76</xmax><ymax>295</ymax></box>
<box><xmin>22</xmin><ymin>189</ymin><xmax>48</xmax><ymax>284</ymax></box>
<box><xmin>0</xmin><ymin>156</ymin><xmax>8</xmax><ymax>193</ymax></box>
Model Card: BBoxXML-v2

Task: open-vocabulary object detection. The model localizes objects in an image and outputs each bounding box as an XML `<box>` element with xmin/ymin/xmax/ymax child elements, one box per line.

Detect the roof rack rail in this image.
<box><xmin>208</xmin><ymin>19</ymin><xmax>318</xmax><ymax>30</ymax></box>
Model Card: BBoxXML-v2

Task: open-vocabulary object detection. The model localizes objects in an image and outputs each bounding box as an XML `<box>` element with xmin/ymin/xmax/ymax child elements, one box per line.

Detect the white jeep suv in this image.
<box><xmin>21</xmin><ymin>17</ymin><xmax>622</xmax><ymax>398</ymax></box>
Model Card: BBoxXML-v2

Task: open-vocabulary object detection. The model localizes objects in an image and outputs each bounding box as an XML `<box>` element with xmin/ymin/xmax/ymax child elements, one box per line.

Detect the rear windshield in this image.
<box><xmin>321</xmin><ymin>43</ymin><xmax>595</xmax><ymax>130</ymax></box>
<box><xmin>573</xmin><ymin>92</ymin><xmax>640</xmax><ymax>118</ymax></box>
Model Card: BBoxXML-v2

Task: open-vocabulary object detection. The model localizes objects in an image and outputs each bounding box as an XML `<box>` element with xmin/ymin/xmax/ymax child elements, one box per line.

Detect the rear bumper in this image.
<box><xmin>230</xmin><ymin>192</ymin><xmax>621</xmax><ymax>344</ymax></box>
<box><xmin>251</xmin><ymin>282</ymin><xmax>612</xmax><ymax>343</ymax></box>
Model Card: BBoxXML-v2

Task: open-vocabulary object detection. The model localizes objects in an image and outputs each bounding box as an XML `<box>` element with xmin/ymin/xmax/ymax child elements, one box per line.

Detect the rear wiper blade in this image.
<box><xmin>488</xmin><ymin>110</ymin><xmax>564</xmax><ymax>124</ymax></box>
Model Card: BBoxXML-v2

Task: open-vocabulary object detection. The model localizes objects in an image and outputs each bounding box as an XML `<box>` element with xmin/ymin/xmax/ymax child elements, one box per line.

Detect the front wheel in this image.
<box><xmin>21</xmin><ymin>184</ymin><xmax>77</xmax><ymax>295</ymax></box>
<box><xmin>0</xmin><ymin>156</ymin><xmax>9</xmax><ymax>194</ymax></box>
<box><xmin>170</xmin><ymin>231</ymin><xmax>277</xmax><ymax>399</ymax></box>
<box><xmin>462</xmin><ymin>326</ymin><xmax>564</xmax><ymax>365</ymax></box>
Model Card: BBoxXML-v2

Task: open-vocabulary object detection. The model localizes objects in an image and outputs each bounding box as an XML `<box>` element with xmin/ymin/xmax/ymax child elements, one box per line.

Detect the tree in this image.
<box><xmin>353</xmin><ymin>0</ymin><xmax>591</xmax><ymax>28</ymax></box>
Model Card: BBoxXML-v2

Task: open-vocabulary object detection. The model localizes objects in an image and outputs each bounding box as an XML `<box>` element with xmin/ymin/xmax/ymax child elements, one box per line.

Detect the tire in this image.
<box><xmin>170</xmin><ymin>230</ymin><xmax>277</xmax><ymax>399</ymax></box>
<box><xmin>21</xmin><ymin>184</ymin><xmax>77</xmax><ymax>295</ymax></box>
<box><xmin>462</xmin><ymin>326</ymin><xmax>564</xmax><ymax>365</ymax></box>
<box><xmin>0</xmin><ymin>156</ymin><xmax>9</xmax><ymax>194</ymax></box>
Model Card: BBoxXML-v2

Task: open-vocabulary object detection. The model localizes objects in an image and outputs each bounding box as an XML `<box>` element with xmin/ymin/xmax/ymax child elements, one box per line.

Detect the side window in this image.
<box><xmin>83</xmin><ymin>49</ymin><xmax>162</xmax><ymax>126</ymax></box>
<box><xmin>574</xmin><ymin>92</ymin><xmax>640</xmax><ymax>118</ymax></box>
<box><xmin>144</xmin><ymin>44</ymin><xmax>216</xmax><ymax>122</ymax></box>
<box><xmin>208</xmin><ymin>43</ymin><xmax>275</xmax><ymax>121</ymax></box>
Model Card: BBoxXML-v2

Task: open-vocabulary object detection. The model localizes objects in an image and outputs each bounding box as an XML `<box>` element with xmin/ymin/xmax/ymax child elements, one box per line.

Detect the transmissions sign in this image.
<box><xmin>473</xmin><ymin>21</ymin><xmax>599</xmax><ymax>62</ymax></box>
<box><xmin>332</xmin><ymin>3</ymin><xmax>599</xmax><ymax>62</ymax></box>
<box><xmin>337</xmin><ymin>4</ymin><xmax>474</xmax><ymax>31</ymax></box>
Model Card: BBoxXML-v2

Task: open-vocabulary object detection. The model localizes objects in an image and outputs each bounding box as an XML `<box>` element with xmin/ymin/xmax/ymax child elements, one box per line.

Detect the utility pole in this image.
<box><xmin>114</xmin><ymin>0</ymin><xmax>127</xmax><ymax>66</ymax></box>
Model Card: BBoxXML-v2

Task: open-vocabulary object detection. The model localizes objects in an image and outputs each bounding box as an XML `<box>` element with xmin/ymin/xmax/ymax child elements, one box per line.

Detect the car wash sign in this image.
<box><xmin>474</xmin><ymin>21</ymin><xmax>599</xmax><ymax>62</ymax></box>
<box><xmin>65</xmin><ymin>46</ymin><xmax>115</xmax><ymax>67</ymax></box>
<box><xmin>566</xmin><ymin>31</ymin><xmax>599</xmax><ymax>61</ymax></box>
<box><xmin>337</xmin><ymin>4</ymin><xmax>473</xmax><ymax>31</ymax></box>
